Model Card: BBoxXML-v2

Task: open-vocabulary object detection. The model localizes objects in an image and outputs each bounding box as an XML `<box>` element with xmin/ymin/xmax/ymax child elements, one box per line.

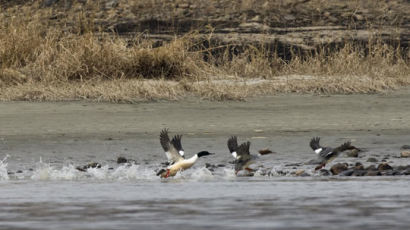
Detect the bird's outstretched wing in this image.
<box><xmin>171</xmin><ymin>134</ymin><xmax>184</xmax><ymax>157</ymax></box>
<box><xmin>236</xmin><ymin>141</ymin><xmax>251</xmax><ymax>159</ymax></box>
<box><xmin>227</xmin><ymin>136</ymin><xmax>238</xmax><ymax>155</ymax></box>
<box><xmin>310</xmin><ymin>137</ymin><xmax>322</xmax><ymax>151</ymax></box>
<box><xmin>160</xmin><ymin>129</ymin><xmax>183</xmax><ymax>163</ymax></box>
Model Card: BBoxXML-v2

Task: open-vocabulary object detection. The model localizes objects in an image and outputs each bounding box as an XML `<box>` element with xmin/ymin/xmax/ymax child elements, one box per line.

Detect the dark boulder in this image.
<box><xmin>339</xmin><ymin>169</ymin><xmax>354</xmax><ymax>176</ymax></box>
<box><xmin>354</xmin><ymin>162</ymin><xmax>364</xmax><ymax>170</ymax></box>
<box><xmin>352</xmin><ymin>170</ymin><xmax>367</xmax><ymax>176</ymax></box>
<box><xmin>401</xmin><ymin>145</ymin><xmax>410</xmax><ymax>150</ymax></box>
<box><xmin>401</xmin><ymin>169</ymin><xmax>410</xmax><ymax>175</ymax></box>
<box><xmin>330</xmin><ymin>163</ymin><xmax>349</xmax><ymax>175</ymax></box>
<box><xmin>377</xmin><ymin>163</ymin><xmax>393</xmax><ymax>171</ymax></box>
<box><xmin>381</xmin><ymin>170</ymin><xmax>401</xmax><ymax>176</ymax></box>
<box><xmin>365</xmin><ymin>170</ymin><xmax>381</xmax><ymax>176</ymax></box>
<box><xmin>117</xmin><ymin>156</ymin><xmax>128</xmax><ymax>164</ymax></box>
<box><xmin>300</xmin><ymin>172</ymin><xmax>311</xmax><ymax>177</ymax></box>
<box><xmin>318</xmin><ymin>169</ymin><xmax>331</xmax><ymax>176</ymax></box>
<box><xmin>367</xmin><ymin>157</ymin><xmax>378</xmax><ymax>163</ymax></box>
<box><xmin>117</xmin><ymin>157</ymin><xmax>137</xmax><ymax>164</ymax></box>
<box><xmin>366</xmin><ymin>165</ymin><xmax>377</xmax><ymax>171</ymax></box>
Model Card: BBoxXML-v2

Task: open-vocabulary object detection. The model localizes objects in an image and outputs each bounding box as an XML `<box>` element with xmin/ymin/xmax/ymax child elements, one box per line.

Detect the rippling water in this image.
<box><xmin>1</xmin><ymin>96</ymin><xmax>410</xmax><ymax>229</ymax></box>
<box><xmin>1</xmin><ymin>154</ymin><xmax>410</xmax><ymax>230</ymax></box>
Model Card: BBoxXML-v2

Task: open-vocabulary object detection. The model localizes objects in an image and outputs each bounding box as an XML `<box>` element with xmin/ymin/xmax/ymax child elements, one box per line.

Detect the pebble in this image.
<box><xmin>367</xmin><ymin>157</ymin><xmax>378</xmax><ymax>163</ymax></box>
<box><xmin>401</xmin><ymin>151</ymin><xmax>410</xmax><ymax>158</ymax></box>
<box><xmin>295</xmin><ymin>169</ymin><xmax>305</xmax><ymax>176</ymax></box>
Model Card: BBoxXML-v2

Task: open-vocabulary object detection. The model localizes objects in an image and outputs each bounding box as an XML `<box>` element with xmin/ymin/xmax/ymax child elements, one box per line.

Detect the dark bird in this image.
<box><xmin>227</xmin><ymin>136</ymin><xmax>274</xmax><ymax>175</ymax></box>
<box><xmin>310</xmin><ymin>137</ymin><xmax>356</xmax><ymax>170</ymax></box>
<box><xmin>156</xmin><ymin>129</ymin><xmax>214</xmax><ymax>178</ymax></box>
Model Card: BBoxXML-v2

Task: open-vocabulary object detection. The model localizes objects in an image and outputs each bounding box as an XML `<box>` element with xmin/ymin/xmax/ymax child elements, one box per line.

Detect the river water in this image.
<box><xmin>1</xmin><ymin>93</ymin><xmax>410</xmax><ymax>229</ymax></box>
<box><xmin>1</xmin><ymin>132</ymin><xmax>410</xmax><ymax>230</ymax></box>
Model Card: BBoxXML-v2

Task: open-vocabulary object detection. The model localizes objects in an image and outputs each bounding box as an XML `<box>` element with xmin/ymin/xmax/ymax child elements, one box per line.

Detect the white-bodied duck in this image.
<box><xmin>157</xmin><ymin>129</ymin><xmax>214</xmax><ymax>178</ymax></box>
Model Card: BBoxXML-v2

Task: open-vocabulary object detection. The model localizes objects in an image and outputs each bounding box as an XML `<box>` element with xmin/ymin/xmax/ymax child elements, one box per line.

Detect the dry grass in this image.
<box><xmin>0</xmin><ymin>3</ymin><xmax>409</xmax><ymax>102</ymax></box>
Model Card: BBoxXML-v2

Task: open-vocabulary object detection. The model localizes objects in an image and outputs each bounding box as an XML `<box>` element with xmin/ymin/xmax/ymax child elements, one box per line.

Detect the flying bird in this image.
<box><xmin>156</xmin><ymin>129</ymin><xmax>214</xmax><ymax>178</ymax></box>
<box><xmin>309</xmin><ymin>137</ymin><xmax>356</xmax><ymax>170</ymax></box>
<box><xmin>227</xmin><ymin>136</ymin><xmax>274</xmax><ymax>175</ymax></box>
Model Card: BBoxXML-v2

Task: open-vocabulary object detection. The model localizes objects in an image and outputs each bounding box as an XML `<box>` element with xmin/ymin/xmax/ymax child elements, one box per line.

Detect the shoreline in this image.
<box><xmin>1</xmin><ymin>89</ymin><xmax>409</xmax><ymax>138</ymax></box>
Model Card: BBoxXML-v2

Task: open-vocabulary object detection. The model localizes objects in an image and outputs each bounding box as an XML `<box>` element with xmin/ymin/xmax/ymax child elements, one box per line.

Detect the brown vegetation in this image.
<box><xmin>0</xmin><ymin>1</ymin><xmax>409</xmax><ymax>102</ymax></box>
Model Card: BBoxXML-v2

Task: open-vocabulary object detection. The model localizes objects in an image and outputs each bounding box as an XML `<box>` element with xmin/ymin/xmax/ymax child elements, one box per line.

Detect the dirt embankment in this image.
<box><xmin>0</xmin><ymin>0</ymin><xmax>409</xmax><ymax>102</ymax></box>
<box><xmin>19</xmin><ymin>0</ymin><xmax>410</xmax><ymax>58</ymax></box>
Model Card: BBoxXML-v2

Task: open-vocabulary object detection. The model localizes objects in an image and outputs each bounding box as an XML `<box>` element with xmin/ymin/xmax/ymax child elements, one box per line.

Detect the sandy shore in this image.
<box><xmin>1</xmin><ymin>90</ymin><xmax>409</xmax><ymax>137</ymax></box>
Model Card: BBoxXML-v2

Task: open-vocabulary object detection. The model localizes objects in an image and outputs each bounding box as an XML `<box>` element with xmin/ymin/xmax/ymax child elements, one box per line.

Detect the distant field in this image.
<box><xmin>0</xmin><ymin>0</ymin><xmax>409</xmax><ymax>102</ymax></box>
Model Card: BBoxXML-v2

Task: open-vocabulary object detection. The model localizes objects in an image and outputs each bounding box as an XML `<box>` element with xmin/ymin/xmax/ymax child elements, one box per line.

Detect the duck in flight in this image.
<box><xmin>227</xmin><ymin>136</ymin><xmax>273</xmax><ymax>175</ymax></box>
<box><xmin>156</xmin><ymin>129</ymin><xmax>214</xmax><ymax>178</ymax></box>
<box><xmin>310</xmin><ymin>137</ymin><xmax>357</xmax><ymax>170</ymax></box>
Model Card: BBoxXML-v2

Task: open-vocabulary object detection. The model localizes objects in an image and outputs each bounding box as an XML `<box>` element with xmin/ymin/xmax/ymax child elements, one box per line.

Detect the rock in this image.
<box><xmin>367</xmin><ymin>157</ymin><xmax>378</xmax><ymax>163</ymax></box>
<box><xmin>117</xmin><ymin>157</ymin><xmax>137</xmax><ymax>164</ymax></box>
<box><xmin>377</xmin><ymin>163</ymin><xmax>393</xmax><ymax>171</ymax></box>
<box><xmin>346</xmin><ymin>149</ymin><xmax>359</xmax><ymax>157</ymax></box>
<box><xmin>381</xmin><ymin>170</ymin><xmax>401</xmax><ymax>176</ymax></box>
<box><xmin>16</xmin><ymin>170</ymin><xmax>23</xmax><ymax>173</ymax></box>
<box><xmin>401</xmin><ymin>145</ymin><xmax>410</xmax><ymax>150</ymax></box>
<box><xmin>330</xmin><ymin>163</ymin><xmax>349</xmax><ymax>175</ymax></box>
<box><xmin>352</xmin><ymin>170</ymin><xmax>367</xmax><ymax>176</ymax></box>
<box><xmin>402</xmin><ymin>169</ymin><xmax>410</xmax><ymax>175</ymax></box>
<box><xmin>365</xmin><ymin>170</ymin><xmax>381</xmax><ymax>176</ymax></box>
<box><xmin>258</xmin><ymin>149</ymin><xmax>273</xmax><ymax>155</ymax></box>
<box><xmin>117</xmin><ymin>157</ymin><xmax>128</xmax><ymax>164</ymax></box>
<box><xmin>76</xmin><ymin>162</ymin><xmax>101</xmax><ymax>172</ymax></box>
<box><xmin>300</xmin><ymin>172</ymin><xmax>311</xmax><ymax>177</ymax></box>
<box><xmin>401</xmin><ymin>151</ymin><xmax>410</xmax><ymax>158</ymax></box>
<box><xmin>295</xmin><ymin>169</ymin><xmax>305</xmax><ymax>176</ymax></box>
<box><xmin>319</xmin><ymin>169</ymin><xmax>331</xmax><ymax>176</ymax></box>
<box><xmin>339</xmin><ymin>169</ymin><xmax>354</xmax><ymax>176</ymax></box>
<box><xmin>354</xmin><ymin>162</ymin><xmax>364</xmax><ymax>170</ymax></box>
<box><xmin>366</xmin><ymin>165</ymin><xmax>377</xmax><ymax>171</ymax></box>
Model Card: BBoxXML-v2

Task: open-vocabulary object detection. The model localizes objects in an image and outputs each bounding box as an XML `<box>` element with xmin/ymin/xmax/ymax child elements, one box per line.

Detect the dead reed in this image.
<box><xmin>0</xmin><ymin>3</ymin><xmax>408</xmax><ymax>101</ymax></box>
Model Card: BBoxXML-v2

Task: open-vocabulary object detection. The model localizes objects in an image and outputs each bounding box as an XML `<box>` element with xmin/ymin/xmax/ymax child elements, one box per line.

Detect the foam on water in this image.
<box><xmin>0</xmin><ymin>155</ymin><xmax>9</xmax><ymax>181</ymax></box>
<box><xmin>6</xmin><ymin>160</ymin><xmax>241</xmax><ymax>182</ymax></box>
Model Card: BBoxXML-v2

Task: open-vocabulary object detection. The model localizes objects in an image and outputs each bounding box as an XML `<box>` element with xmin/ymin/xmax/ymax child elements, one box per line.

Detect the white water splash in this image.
<box><xmin>0</xmin><ymin>155</ymin><xmax>9</xmax><ymax>181</ymax></box>
<box><xmin>31</xmin><ymin>163</ymin><xmax>80</xmax><ymax>181</ymax></box>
